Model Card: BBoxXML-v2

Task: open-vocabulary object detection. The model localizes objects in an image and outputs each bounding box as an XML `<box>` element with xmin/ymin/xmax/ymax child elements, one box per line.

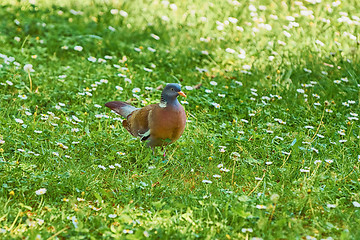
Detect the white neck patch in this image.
<box><xmin>159</xmin><ymin>102</ymin><xmax>167</xmax><ymax>108</ymax></box>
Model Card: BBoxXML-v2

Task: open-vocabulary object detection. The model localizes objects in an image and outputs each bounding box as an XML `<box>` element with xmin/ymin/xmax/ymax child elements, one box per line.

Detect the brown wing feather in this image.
<box><xmin>126</xmin><ymin>104</ymin><xmax>157</xmax><ymax>137</ymax></box>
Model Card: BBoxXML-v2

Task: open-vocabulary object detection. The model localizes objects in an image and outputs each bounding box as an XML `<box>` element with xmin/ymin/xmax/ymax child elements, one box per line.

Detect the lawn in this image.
<box><xmin>0</xmin><ymin>0</ymin><xmax>359</xmax><ymax>239</ymax></box>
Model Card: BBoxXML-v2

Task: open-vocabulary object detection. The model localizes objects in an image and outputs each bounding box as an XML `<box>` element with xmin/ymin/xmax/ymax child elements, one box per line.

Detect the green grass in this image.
<box><xmin>0</xmin><ymin>0</ymin><xmax>359</xmax><ymax>239</ymax></box>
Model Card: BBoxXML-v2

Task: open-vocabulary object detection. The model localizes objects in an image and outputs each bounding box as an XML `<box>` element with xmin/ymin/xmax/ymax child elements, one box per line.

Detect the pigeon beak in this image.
<box><xmin>178</xmin><ymin>91</ymin><xmax>187</xmax><ymax>98</ymax></box>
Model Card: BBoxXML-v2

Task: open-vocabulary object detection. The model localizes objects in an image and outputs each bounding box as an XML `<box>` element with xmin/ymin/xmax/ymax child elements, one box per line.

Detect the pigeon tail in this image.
<box><xmin>105</xmin><ymin>101</ymin><xmax>138</xmax><ymax>118</ymax></box>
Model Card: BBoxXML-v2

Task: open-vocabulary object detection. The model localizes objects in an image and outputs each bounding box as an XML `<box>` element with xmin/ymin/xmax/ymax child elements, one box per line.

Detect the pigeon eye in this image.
<box><xmin>171</xmin><ymin>88</ymin><xmax>174</xmax><ymax>91</ymax></box>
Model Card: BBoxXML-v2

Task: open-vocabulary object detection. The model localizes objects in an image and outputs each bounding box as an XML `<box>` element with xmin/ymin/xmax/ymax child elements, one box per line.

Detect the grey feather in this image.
<box><xmin>104</xmin><ymin>101</ymin><xmax>139</xmax><ymax>118</ymax></box>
